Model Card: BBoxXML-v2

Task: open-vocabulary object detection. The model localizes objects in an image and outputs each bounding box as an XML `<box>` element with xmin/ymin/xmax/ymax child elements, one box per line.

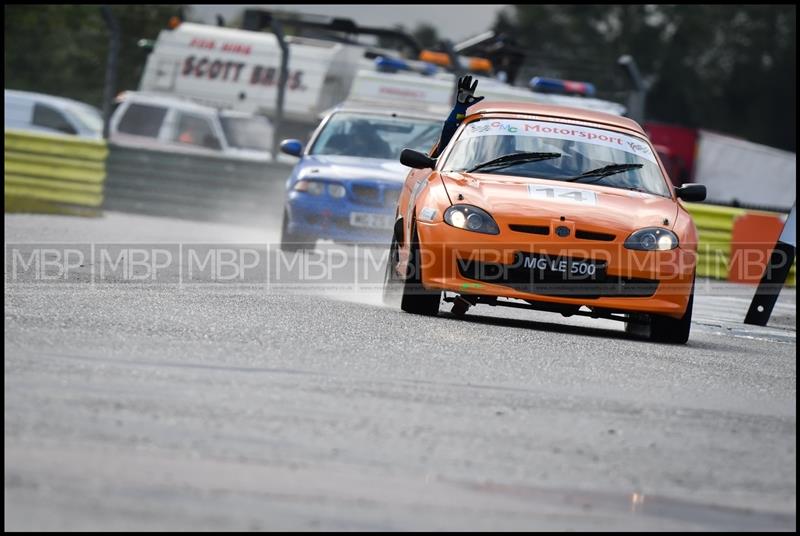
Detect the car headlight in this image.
<box><xmin>293</xmin><ymin>179</ymin><xmax>326</xmax><ymax>196</ymax></box>
<box><xmin>444</xmin><ymin>205</ymin><xmax>499</xmax><ymax>235</ymax></box>
<box><xmin>624</xmin><ymin>227</ymin><xmax>679</xmax><ymax>251</ymax></box>
<box><xmin>327</xmin><ymin>183</ymin><xmax>346</xmax><ymax>198</ymax></box>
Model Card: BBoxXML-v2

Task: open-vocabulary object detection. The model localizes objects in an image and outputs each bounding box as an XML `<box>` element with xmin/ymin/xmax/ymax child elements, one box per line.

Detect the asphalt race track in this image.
<box><xmin>4</xmin><ymin>211</ymin><xmax>796</xmax><ymax>531</ymax></box>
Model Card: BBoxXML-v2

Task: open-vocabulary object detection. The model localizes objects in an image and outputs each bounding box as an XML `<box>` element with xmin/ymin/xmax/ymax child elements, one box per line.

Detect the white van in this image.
<box><xmin>138</xmin><ymin>20</ymin><xmax>625</xmax><ymax>143</ymax></box>
<box><xmin>109</xmin><ymin>91</ymin><xmax>274</xmax><ymax>160</ymax></box>
<box><xmin>4</xmin><ymin>89</ymin><xmax>104</xmax><ymax>139</ymax></box>
<box><xmin>138</xmin><ymin>23</ymin><xmax>364</xmax><ymax>128</ymax></box>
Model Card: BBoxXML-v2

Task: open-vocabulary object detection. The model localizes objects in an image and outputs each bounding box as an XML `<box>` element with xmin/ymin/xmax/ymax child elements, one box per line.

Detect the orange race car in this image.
<box><xmin>383</xmin><ymin>79</ymin><xmax>707</xmax><ymax>344</ymax></box>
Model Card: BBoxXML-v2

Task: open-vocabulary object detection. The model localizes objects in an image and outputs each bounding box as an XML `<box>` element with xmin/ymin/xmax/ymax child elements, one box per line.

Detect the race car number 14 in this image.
<box><xmin>527</xmin><ymin>185</ymin><xmax>597</xmax><ymax>205</ymax></box>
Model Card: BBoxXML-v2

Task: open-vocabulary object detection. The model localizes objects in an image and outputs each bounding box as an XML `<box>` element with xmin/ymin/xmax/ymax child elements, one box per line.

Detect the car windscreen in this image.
<box><xmin>117</xmin><ymin>103</ymin><xmax>167</xmax><ymax>138</ymax></box>
<box><xmin>442</xmin><ymin>118</ymin><xmax>671</xmax><ymax>197</ymax></box>
<box><xmin>219</xmin><ymin>115</ymin><xmax>272</xmax><ymax>151</ymax></box>
<box><xmin>309</xmin><ymin>112</ymin><xmax>441</xmax><ymax>159</ymax></box>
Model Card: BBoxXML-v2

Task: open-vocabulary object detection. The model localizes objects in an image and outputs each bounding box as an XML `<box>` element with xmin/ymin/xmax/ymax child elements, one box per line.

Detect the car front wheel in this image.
<box><xmin>279</xmin><ymin>209</ymin><xmax>310</xmax><ymax>252</ymax></box>
<box><xmin>649</xmin><ymin>283</ymin><xmax>694</xmax><ymax>344</ymax></box>
<box><xmin>400</xmin><ymin>222</ymin><xmax>441</xmax><ymax>316</ymax></box>
<box><xmin>382</xmin><ymin>233</ymin><xmax>403</xmax><ymax>306</ymax></box>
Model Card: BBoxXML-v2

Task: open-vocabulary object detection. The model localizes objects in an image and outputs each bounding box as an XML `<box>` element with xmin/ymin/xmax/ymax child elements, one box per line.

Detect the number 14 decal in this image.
<box><xmin>527</xmin><ymin>185</ymin><xmax>597</xmax><ymax>205</ymax></box>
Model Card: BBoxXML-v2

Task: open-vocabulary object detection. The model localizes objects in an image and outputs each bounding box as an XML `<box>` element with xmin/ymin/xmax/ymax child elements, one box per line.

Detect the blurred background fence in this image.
<box><xmin>103</xmin><ymin>145</ymin><xmax>291</xmax><ymax>224</ymax></box>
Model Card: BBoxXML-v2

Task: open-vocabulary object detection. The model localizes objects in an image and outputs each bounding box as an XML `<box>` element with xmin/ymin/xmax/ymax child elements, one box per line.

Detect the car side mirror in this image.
<box><xmin>675</xmin><ymin>183</ymin><xmax>707</xmax><ymax>202</ymax></box>
<box><xmin>280</xmin><ymin>139</ymin><xmax>303</xmax><ymax>157</ymax></box>
<box><xmin>400</xmin><ymin>149</ymin><xmax>436</xmax><ymax>169</ymax></box>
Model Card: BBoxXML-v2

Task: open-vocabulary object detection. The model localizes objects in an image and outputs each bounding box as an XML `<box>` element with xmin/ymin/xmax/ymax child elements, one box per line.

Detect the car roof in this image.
<box><xmin>327</xmin><ymin>104</ymin><xmax>445</xmax><ymax>122</ymax></box>
<box><xmin>468</xmin><ymin>101</ymin><xmax>646</xmax><ymax>136</ymax></box>
<box><xmin>118</xmin><ymin>91</ymin><xmax>270</xmax><ymax>121</ymax></box>
<box><xmin>5</xmin><ymin>89</ymin><xmax>100</xmax><ymax>114</ymax></box>
<box><xmin>218</xmin><ymin>109</ymin><xmax>267</xmax><ymax>120</ymax></box>
<box><xmin>117</xmin><ymin>91</ymin><xmax>221</xmax><ymax>114</ymax></box>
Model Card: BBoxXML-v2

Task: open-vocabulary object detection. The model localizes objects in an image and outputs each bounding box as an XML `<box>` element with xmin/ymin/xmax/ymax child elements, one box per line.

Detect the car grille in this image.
<box><xmin>349</xmin><ymin>182</ymin><xmax>401</xmax><ymax>208</ymax></box>
<box><xmin>508</xmin><ymin>224</ymin><xmax>616</xmax><ymax>241</ymax></box>
<box><xmin>351</xmin><ymin>184</ymin><xmax>381</xmax><ymax>205</ymax></box>
<box><xmin>575</xmin><ymin>229</ymin><xmax>616</xmax><ymax>241</ymax></box>
<box><xmin>509</xmin><ymin>224</ymin><xmax>550</xmax><ymax>235</ymax></box>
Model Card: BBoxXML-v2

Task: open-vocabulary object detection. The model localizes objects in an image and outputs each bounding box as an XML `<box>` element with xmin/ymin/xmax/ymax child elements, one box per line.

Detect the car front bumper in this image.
<box><xmin>286</xmin><ymin>191</ymin><xmax>396</xmax><ymax>245</ymax></box>
<box><xmin>415</xmin><ymin>221</ymin><xmax>696</xmax><ymax>318</ymax></box>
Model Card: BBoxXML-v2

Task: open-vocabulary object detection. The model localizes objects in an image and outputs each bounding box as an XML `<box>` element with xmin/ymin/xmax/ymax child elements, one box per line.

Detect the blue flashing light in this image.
<box><xmin>375</xmin><ymin>56</ymin><xmax>438</xmax><ymax>76</ymax></box>
<box><xmin>375</xmin><ymin>56</ymin><xmax>409</xmax><ymax>73</ymax></box>
<box><xmin>420</xmin><ymin>62</ymin><xmax>438</xmax><ymax>76</ymax></box>
<box><xmin>529</xmin><ymin>77</ymin><xmax>596</xmax><ymax>97</ymax></box>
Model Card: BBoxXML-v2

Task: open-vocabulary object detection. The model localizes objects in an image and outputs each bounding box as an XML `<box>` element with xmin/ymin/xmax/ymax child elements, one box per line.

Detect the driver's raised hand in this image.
<box><xmin>457</xmin><ymin>75</ymin><xmax>485</xmax><ymax>107</ymax></box>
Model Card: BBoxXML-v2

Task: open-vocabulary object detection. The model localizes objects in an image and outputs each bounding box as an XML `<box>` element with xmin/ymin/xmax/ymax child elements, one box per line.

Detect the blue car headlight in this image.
<box><xmin>444</xmin><ymin>205</ymin><xmax>499</xmax><ymax>235</ymax></box>
<box><xmin>294</xmin><ymin>179</ymin><xmax>347</xmax><ymax>198</ymax></box>
<box><xmin>293</xmin><ymin>179</ymin><xmax>326</xmax><ymax>195</ymax></box>
<box><xmin>624</xmin><ymin>227</ymin><xmax>679</xmax><ymax>251</ymax></box>
<box><xmin>327</xmin><ymin>183</ymin><xmax>346</xmax><ymax>198</ymax></box>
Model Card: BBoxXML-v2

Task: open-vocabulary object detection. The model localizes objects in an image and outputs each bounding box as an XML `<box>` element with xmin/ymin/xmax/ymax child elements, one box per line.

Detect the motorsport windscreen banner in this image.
<box><xmin>460</xmin><ymin>118</ymin><xmax>659</xmax><ymax>164</ymax></box>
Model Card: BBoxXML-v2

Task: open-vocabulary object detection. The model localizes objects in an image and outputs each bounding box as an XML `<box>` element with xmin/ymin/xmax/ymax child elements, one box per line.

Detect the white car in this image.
<box><xmin>109</xmin><ymin>91</ymin><xmax>275</xmax><ymax>160</ymax></box>
<box><xmin>4</xmin><ymin>89</ymin><xmax>104</xmax><ymax>139</ymax></box>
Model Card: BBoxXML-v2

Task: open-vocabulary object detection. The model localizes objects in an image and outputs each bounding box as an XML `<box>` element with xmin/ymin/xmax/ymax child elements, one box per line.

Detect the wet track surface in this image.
<box><xmin>4</xmin><ymin>212</ymin><xmax>796</xmax><ymax>530</ymax></box>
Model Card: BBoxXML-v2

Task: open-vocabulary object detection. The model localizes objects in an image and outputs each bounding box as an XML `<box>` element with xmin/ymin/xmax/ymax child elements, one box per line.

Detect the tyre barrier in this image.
<box><xmin>4</xmin><ymin>129</ymin><xmax>107</xmax><ymax>216</ymax></box>
<box><xmin>684</xmin><ymin>202</ymin><xmax>795</xmax><ymax>286</ymax></box>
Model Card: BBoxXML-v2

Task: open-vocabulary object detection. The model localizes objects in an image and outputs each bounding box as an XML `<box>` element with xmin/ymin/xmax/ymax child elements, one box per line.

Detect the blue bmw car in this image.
<box><xmin>278</xmin><ymin>107</ymin><xmax>442</xmax><ymax>250</ymax></box>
